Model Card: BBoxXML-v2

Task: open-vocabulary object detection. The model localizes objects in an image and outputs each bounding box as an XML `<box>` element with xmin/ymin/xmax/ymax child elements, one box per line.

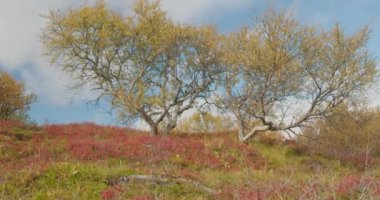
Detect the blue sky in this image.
<box><xmin>0</xmin><ymin>0</ymin><xmax>379</xmax><ymax>126</ymax></box>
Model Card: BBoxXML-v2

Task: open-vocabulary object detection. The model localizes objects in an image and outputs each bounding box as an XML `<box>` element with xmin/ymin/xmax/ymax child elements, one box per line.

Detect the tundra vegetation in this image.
<box><xmin>1</xmin><ymin>121</ymin><xmax>380</xmax><ymax>199</ymax></box>
<box><xmin>1</xmin><ymin>0</ymin><xmax>380</xmax><ymax>199</ymax></box>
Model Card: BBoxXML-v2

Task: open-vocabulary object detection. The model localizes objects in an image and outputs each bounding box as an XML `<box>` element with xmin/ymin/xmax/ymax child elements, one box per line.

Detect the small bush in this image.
<box><xmin>175</xmin><ymin>112</ymin><xmax>236</xmax><ymax>133</ymax></box>
<box><xmin>101</xmin><ymin>184</ymin><xmax>123</xmax><ymax>200</ymax></box>
<box><xmin>334</xmin><ymin>175</ymin><xmax>380</xmax><ymax>198</ymax></box>
<box><xmin>338</xmin><ymin>153</ymin><xmax>374</xmax><ymax>170</ymax></box>
<box><xmin>257</xmin><ymin>132</ymin><xmax>283</xmax><ymax>146</ymax></box>
<box><xmin>129</xmin><ymin>196</ymin><xmax>154</xmax><ymax>200</ymax></box>
<box><xmin>286</xmin><ymin>141</ymin><xmax>309</xmax><ymax>156</ymax></box>
<box><xmin>302</xmin><ymin>106</ymin><xmax>380</xmax><ymax>169</ymax></box>
<box><xmin>0</xmin><ymin>71</ymin><xmax>36</xmax><ymax>121</ymax></box>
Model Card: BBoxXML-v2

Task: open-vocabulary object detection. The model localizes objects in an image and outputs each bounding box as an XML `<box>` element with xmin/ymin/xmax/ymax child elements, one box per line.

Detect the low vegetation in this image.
<box><xmin>1</xmin><ymin>121</ymin><xmax>380</xmax><ymax>199</ymax></box>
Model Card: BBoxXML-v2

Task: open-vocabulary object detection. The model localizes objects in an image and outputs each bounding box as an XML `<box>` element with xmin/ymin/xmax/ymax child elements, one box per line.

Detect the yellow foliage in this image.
<box><xmin>303</xmin><ymin>105</ymin><xmax>380</xmax><ymax>166</ymax></box>
<box><xmin>41</xmin><ymin>0</ymin><xmax>221</xmax><ymax>134</ymax></box>
<box><xmin>175</xmin><ymin>112</ymin><xmax>235</xmax><ymax>133</ymax></box>
<box><xmin>0</xmin><ymin>71</ymin><xmax>36</xmax><ymax>121</ymax></box>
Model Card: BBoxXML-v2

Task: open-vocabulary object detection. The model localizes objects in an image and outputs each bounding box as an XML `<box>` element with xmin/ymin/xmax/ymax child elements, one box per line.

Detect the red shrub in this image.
<box><xmin>44</xmin><ymin>123</ymin><xmax>223</xmax><ymax>168</ymax></box>
<box><xmin>205</xmin><ymin>134</ymin><xmax>265</xmax><ymax>170</ymax></box>
<box><xmin>374</xmin><ymin>184</ymin><xmax>380</xmax><ymax>195</ymax></box>
<box><xmin>130</xmin><ymin>196</ymin><xmax>154</xmax><ymax>200</ymax></box>
<box><xmin>179</xmin><ymin>169</ymin><xmax>202</xmax><ymax>180</ymax></box>
<box><xmin>101</xmin><ymin>184</ymin><xmax>122</xmax><ymax>200</ymax></box>
<box><xmin>0</xmin><ymin>120</ymin><xmax>23</xmax><ymax>129</ymax></box>
<box><xmin>234</xmin><ymin>187</ymin><xmax>263</xmax><ymax>200</ymax></box>
<box><xmin>216</xmin><ymin>183</ymin><xmax>294</xmax><ymax>200</ymax></box>
<box><xmin>338</xmin><ymin>153</ymin><xmax>373</xmax><ymax>170</ymax></box>
<box><xmin>336</xmin><ymin>175</ymin><xmax>361</xmax><ymax>196</ymax></box>
<box><xmin>287</xmin><ymin>141</ymin><xmax>309</xmax><ymax>156</ymax></box>
<box><xmin>284</xmin><ymin>139</ymin><xmax>296</xmax><ymax>145</ymax></box>
<box><xmin>335</xmin><ymin>175</ymin><xmax>380</xmax><ymax>198</ymax></box>
<box><xmin>257</xmin><ymin>132</ymin><xmax>283</xmax><ymax>146</ymax></box>
<box><xmin>1</xmin><ymin>122</ymin><xmax>264</xmax><ymax>173</ymax></box>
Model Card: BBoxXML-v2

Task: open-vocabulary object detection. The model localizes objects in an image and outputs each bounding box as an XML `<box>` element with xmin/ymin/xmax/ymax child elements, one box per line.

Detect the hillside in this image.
<box><xmin>1</xmin><ymin>121</ymin><xmax>380</xmax><ymax>199</ymax></box>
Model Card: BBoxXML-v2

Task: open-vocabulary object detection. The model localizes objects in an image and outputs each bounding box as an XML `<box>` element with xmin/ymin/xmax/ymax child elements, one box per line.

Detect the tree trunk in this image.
<box><xmin>238</xmin><ymin>122</ymin><xmax>246</xmax><ymax>142</ymax></box>
<box><xmin>149</xmin><ymin>124</ymin><xmax>159</xmax><ymax>135</ymax></box>
<box><xmin>139</xmin><ymin>109</ymin><xmax>159</xmax><ymax>135</ymax></box>
<box><xmin>238</xmin><ymin>125</ymin><xmax>269</xmax><ymax>143</ymax></box>
<box><xmin>163</xmin><ymin>118</ymin><xmax>176</xmax><ymax>135</ymax></box>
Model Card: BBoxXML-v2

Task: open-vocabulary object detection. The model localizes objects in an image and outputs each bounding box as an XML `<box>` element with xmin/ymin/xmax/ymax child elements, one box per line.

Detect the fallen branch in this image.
<box><xmin>106</xmin><ymin>174</ymin><xmax>218</xmax><ymax>194</ymax></box>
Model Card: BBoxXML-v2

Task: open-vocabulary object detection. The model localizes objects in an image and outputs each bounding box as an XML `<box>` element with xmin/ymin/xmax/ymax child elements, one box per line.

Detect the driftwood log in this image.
<box><xmin>106</xmin><ymin>174</ymin><xmax>218</xmax><ymax>194</ymax></box>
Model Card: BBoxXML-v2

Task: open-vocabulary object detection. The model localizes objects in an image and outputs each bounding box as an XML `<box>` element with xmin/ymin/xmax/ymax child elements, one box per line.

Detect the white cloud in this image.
<box><xmin>160</xmin><ymin>0</ymin><xmax>252</xmax><ymax>24</ymax></box>
<box><xmin>0</xmin><ymin>0</ymin><xmax>89</xmax><ymax>105</ymax></box>
<box><xmin>0</xmin><ymin>0</ymin><xmax>77</xmax><ymax>68</ymax></box>
<box><xmin>18</xmin><ymin>61</ymin><xmax>99</xmax><ymax>107</ymax></box>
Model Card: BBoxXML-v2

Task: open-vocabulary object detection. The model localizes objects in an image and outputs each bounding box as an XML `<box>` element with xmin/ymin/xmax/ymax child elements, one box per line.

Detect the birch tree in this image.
<box><xmin>41</xmin><ymin>0</ymin><xmax>221</xmax><ymax>134</ymax></box>
<box><xmin>219</xmin><ymin>10</ymin><xmax>377</xmax><ymax>143</ymax></box>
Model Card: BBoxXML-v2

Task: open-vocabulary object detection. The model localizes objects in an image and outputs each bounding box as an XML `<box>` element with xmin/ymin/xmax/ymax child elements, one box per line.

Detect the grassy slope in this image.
<box><xmin>0</xmin><ymin>121</ymin><xmax>379</xmax><ymax>200</ymax></box>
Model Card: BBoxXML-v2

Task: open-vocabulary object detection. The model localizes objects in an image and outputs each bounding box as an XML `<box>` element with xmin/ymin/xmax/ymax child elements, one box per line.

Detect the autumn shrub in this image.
<box><xmin>215</xmin><ymin>186</ymin><xmax>262</xmax><ymax>200</ymax></box>
<box><xmin>0</xmin><ymin>120</ymin><xmax>23</xmax><ymax>129</ymax></box>
<box><xmin>175</xmin><ymin>112</ymin><xmax>236</xmax><ymax>133</ymax></box>
<box><xmin>0</xmin><ymin>121</ymin><xmax>269</xmax><ymax>175</ymax></box>
<box><xmin>54</xmin><ymin>123</ymin><xmax>267</xmax><ymax>170</ymax></box>
<box><xmin>335</xmin><ymin>175</ymin><xmax>361</xmax><ymax>197</ymax></box>
<box><xmin>101</xmin><ymin>184</ymin><xmax>123</xmax><ymax>200</ymax></box>
<box><xmin>173</xmin><ymin>169</ymin><xmax>201</xmax><ymax>182</ymax></box>
<box><xmin>204</xmin><ymin>133</ymin><xmax>265</xmax><ymax>169</ymax></box>
<box><xmin>335</xmin><ymin>175</ymin><xmax>380</xmax><ymax>198</ymax></box>
<box><xmin>375</xmin><ymin>184</ymin><xmax>380</xmax><ymax>196</ymax></box>
<box><xmin>338</xmin><ymin>153</ymin><xmax>375</xmax><ymax>170</ymax></box>
<box><xmin>215</xmin><ymin>177</ymin><xmax>380</xmax><ymax>200</ymax></box>
<box><xmin>129</xmin><ymin>196</ymin><xmax>154</xmax><ymax>200</ymax></box>
<box><xmin>0</xmin><ymin>122</ymin><xmax>53</xmax><ymax>174</ymax></box>
<box><xmin>4</xmin><ymin>121</ymin><xmax>380</xmax><ymax>199</ymax></box>
<box><xmin>41</xmin><ymin>123</ymin><xmax>226</xmax><ymax>168</ymax></box>
<box><xmin>215</xmin><ymin>182</ymin><xmax>299</xmax><ymax>200</ymax></box>
<box><xmin>286</xmin><ymin>141</ymin><xmax>309</xmax><ymax>156</ymax></box>
<box><xmin>0</xmin><ymin>71</ymin><xmax>36</xmax><ymax>121</ymax></box>
<box><xmin>302</xmin><ymin>105</ymin><xmax>380</xmax><ymax>169</ymax></box>
<box><xmin>256</xmin><ymin>131</ymin><xmax>283</xmax><ymax>146</ymax></box>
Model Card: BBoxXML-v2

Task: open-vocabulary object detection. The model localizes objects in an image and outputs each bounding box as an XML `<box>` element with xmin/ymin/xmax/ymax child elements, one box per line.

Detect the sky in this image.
<box><xmin>0</xmin><ymin>0</ymin><xmax>379</xmax><ymax>126</ymax></box>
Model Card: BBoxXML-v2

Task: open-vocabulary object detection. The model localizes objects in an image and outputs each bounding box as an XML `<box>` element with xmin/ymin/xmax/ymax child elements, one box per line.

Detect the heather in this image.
<box><xmin>1</xmin><ymin>121</ymin><xmax>380</xmax><ymax>199</ymax></box>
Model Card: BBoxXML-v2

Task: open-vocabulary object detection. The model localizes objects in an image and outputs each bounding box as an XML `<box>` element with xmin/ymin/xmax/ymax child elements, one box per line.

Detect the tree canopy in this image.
<box><xmin>0</xmin><ymin>71</ymin><xmax>36</xmax><ymax>121</ymax></box>
<box><xmin>219</xmin><ymin>11</ymin><xmax>377</xmax><ymax>142</ymax></box>
<box><xmin>41</xmin><ymin>1</ymin><xmax>377</xmax><ymax>139</ymax></box>
<box><xmin>42</xmin><ymin>0</ymin><xmax>221</xmax><ymax>135</ymax></box>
